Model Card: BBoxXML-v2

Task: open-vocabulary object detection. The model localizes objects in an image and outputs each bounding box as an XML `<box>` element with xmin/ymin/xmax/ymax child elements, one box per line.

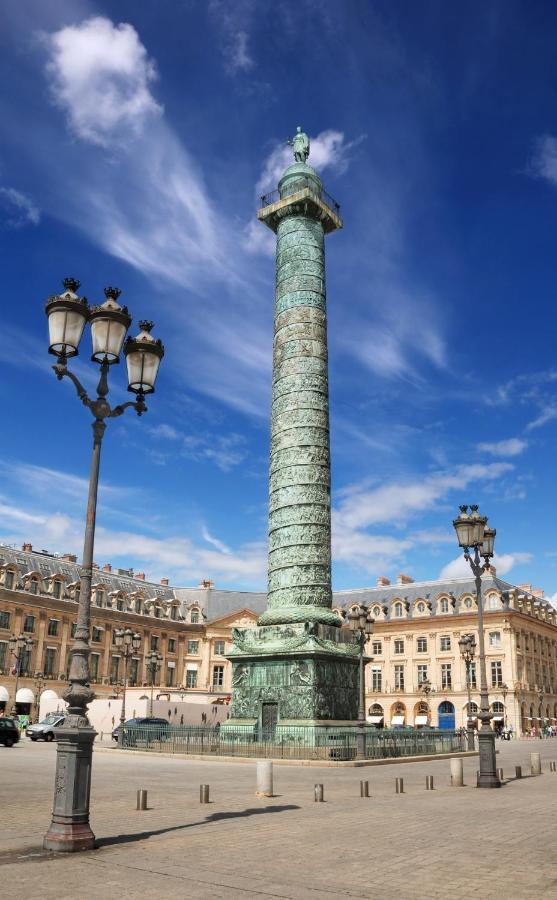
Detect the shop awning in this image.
<box><xmin>367</xmin><ymin>715</ymin><xmax>384</xmax><ymax>724</ymax></box>
<box><xmin>0</xmin><ymin>686</ymin><xmax>9</xmax><ymax>702</ymax></box>
<box><xmin>391</xmin><ymin>715</ymin><xmax>405</xmax><ymax>725</ymax></box>
<box><xmin>492</xmin><ymin>716</ymin><xmax>504</xmax><ymax>722</ymax></box>
<box><xmin>16</xmin><ymin>688</ymin><xmax>34</xmax><ymax>703</ymax></box>
<box><xmin>415</xmin><ymin>715</ymin><xmax>428</xmax><ymax>725</ymax></box>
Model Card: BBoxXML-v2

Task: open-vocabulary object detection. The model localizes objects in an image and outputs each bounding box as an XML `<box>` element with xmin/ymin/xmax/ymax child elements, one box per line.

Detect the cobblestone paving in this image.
<box><xmin>1</xmin><ymin>738</ymin><xmax>556</xmax><ymax>899</ymax></box>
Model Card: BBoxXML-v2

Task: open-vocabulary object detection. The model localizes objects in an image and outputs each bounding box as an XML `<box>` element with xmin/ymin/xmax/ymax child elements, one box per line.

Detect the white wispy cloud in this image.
<box><xmin>45</xmin><ymin>16</ymin><xmax>162</xmax><ymax>147</ymax></box>
<box><xmin>528</xmin><ymin>134</ymin><xmax>557</xmax><ymax>186</ymax></box>
<box><xmin>208</xmin><ymin>0</ymin><xmax>255</xmax><ymax>75</ymax></box>
<box><xmin>0</xmin><ymin>187</ymin><xmax>40</xmax><ymax>228</ymax></box>
<box><xmin>201</xmin><ymin>525</ymin><xmax>231</xmax><ymax>554</ymax></box>
<box><xmin>439</xmin><ymin>552</ymin><xmax>532</xmax><ymax>580</ymax></box>
<box><xmin>525</xmin><ymin>405</ymin><xmax>557</xmax><ymax>431</ymax></box>
<box><xmin>148</xmin><ymin>424</ymin><xmax>248</xmax><ymax>471</ymax></box>
<box><xmin>478</xmin><ymin>437</ymin><xmax>528</xmax><ymax>457</ymax></box>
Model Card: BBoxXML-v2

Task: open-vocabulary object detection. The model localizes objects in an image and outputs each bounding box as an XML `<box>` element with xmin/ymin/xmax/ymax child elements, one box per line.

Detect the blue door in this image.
<box><xmin>438</xmin><ymin>701</ymin><xmax>455</xmax><ymax>730</ymax></box>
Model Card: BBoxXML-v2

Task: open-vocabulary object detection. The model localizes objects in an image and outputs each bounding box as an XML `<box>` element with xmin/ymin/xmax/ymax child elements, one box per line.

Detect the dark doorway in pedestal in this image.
<box><xmin>261</xmin><ymin>702</ymin><xmax>278</xmax><ymax>737</ymax></box>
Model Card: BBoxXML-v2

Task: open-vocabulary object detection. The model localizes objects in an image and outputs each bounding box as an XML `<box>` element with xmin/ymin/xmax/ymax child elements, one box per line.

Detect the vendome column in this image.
<box><xmin>225</xmin><ymin>129</ymin><xmax>360</xmax><ymax>737</ymax></box>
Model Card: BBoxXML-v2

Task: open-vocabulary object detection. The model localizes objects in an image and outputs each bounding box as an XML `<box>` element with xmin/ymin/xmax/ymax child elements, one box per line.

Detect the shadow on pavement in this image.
<box><xmin>96</xmin><ymin>803</ymin><xmax>301</xmax><ymax>848</ymax></box>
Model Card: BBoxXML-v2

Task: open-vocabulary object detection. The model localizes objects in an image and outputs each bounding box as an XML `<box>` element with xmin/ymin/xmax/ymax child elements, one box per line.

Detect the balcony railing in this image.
<box><xmin>260</xmin><ymin>181</ymin><xmax>340</xmax><ymax>216</ymax></box>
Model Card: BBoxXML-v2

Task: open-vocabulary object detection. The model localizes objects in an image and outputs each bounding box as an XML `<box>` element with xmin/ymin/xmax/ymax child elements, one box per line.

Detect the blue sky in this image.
<box><xmin>2</xmin><ymin>0</ymin><xmax>557</xmax><ymax>597</ymax></box>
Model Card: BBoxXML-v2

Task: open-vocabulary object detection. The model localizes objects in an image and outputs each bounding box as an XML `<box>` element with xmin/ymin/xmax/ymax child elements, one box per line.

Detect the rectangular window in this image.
<box><xmin>129</xmin><ymin>658</ymin><xmax>139</xmax><ymax>686</ymax></box>
<box><xmin>187</xmin><ymin>640</ymin><xmax>199</xmax><ymax>655</ymax></box>
<box><xmin>489</xmin><ymin>631</ymin><xmax>501</xmax><ymax>647</ymax></box>
<box><xmin>186</xmin><ymin>669</ymin><xmax>198</xmax><ymax>688</ymax></box>
<box><xmin>170</xmin><ymin>606</ymin><xmax>177</xmax><ymax>621</ymax></box>
<box><xmin>110</xmin><ymin>656</ymin><xmax>120</xmax><ymax>683</ymax></box>
<box><xmin>214</xmin><ymin>640</ymin><xmax>225</xmax><ymax>655</ymax></box>
<box><xmin>440</xmin><ymin>598</ymin><xmax>449</xmax><ymax>613</ymax></box>
<box><xmin>371</xmin><ymin>666</ymin><xmax>382</xmax><ymax>691</ymax></box>
<box><xmin>20</xmin><ymin>647</ymin><xmax>31</xmax><ymax>676</ymax></box>
<box><xmin>0</xmin><ymin>610</ymin><xmax>10</xmax><ymax>630</ymax></box>
<box><xmin>168</xmin><ymin>638</ymin><xmax>176</xmax><ymax>653</ymax></box>
<box><xmin>440</xmin><ymin>635</ymin><xmax>451</xmax><ymax>651</ymax></box>
<box><xmin>441</xmin><ymin>663</ymin><xmax>452</xmax><ymax>688</ymax></box>
<box><xmin>5</xmin><ymin>571</ymin><xmax>14</xmax><ymax>590</ymax></box>
<box><xmin>92</xmin><ymin>627</ymin><xmax>102</xmax><ymax>643</ymax></box>
<box><xmin>44</xmin><ymin>647</ymin><xmax>57</xmax><ymax>677</ymax></box>
<box><xmin>417</xmin><ymin>664</ymin><xmax>428</xmax><ymax>685</ymax></box>
<box><xmin>0</xmin><ymin>641</ymin><xmax>7</xmax><ymax>669</ymax></box>
<box><xmin>394</xmin><ymin>639</ymin><xmax>404</xmax><ymax>655</ymax></box>
<box><xmin>394</xmin><ymin>665</ymin><xmax>405</xmax><ymax>690</ymax></box>
<box><xmin>150</xmin><ymin>635</ymin><xmax>160</xmax><ymax>651</ymax></box>
<box><xmin>416</xmin><ymin>637</ymin><xmax>427</xmax><ymax>653</ymax></box>
<box><xmin>491</xmin><ymin>660</ymin><xmax>503</xmax><ymax>687</ymax></box>
<box><xmin>166</xmin><ymin>664</ymin><xmax>175</xmax><ymax>686</ymax></box>
<box><xmin>71</xmin><ymin>623</ymin><xmax>77</xmax><ymax>639</ymax></box>
<box><xmin>212</xmin><ymin>665</ymin><xmax>224</xmax><ymax>688</ymax></box>
<box><xmin>372</xmin><ymin>640</ymin><xmax>382</xmax><ymax>655</ymax></box>
<box><xmin>90</xmin><ymin>653</ymin><xmax>100</xmax><ymax>682</ymax></box>
<box><xmin>47</xmin><ymin>619</ymin><xmax>59</xmax><ymax>637</ymax></box>
<box><xmin>23</xmin><ymin>615</ymin><xmax>35</xmax><ymax>633</ymax></box>
<box><xmin>469</xmin><ymin>661</ymin><xmax>477</xmax><ymax>688</ymax></box>
<box><xmin>53</xmin><ymin>581</ymin><xmax>62</xmax><ymax>599</ymax></box>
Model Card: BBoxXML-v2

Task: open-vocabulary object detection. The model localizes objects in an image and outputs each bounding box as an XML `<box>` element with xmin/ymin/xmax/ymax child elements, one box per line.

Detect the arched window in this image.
<box><xmin>416</xmin><ymin>601</ymin><xmax>425</xmax><ymax>613</ymax></box>
<box><xmin>393</xmin><ymin>602</ymin><xmax>403</xmax><ymax>618</ymax></box>
<box><xmin>487</xmin><ymin>593</ymin><xmax>499</xmax><ymax>610</ymax></box>
<box><xmin>372</xmin><ymin>606</ymin><xmax>381</xmax><ymax>618</ymax></box>
<box><xmin>492</xmin><ymin>701</ymin><xmax>505</xmax><ymax>714</ymax></box>
<box><xmin>463</xmin><ymin>597</ymin><xmax>473</xmax><ymax>609</ymax></box>
<box><xmin>190</xmin><ymin>608</ymin><xmax>200</xmax><ymax>624</ymax></box>
<box><xmin>469</xmin><ymin>702</ymin><xmax>479</xmax><ymax>714</ymax></box>
<box><xmin>439</xmin><ymin>597</ymin><xmax>449</xmax><ymax>613</ymax></box>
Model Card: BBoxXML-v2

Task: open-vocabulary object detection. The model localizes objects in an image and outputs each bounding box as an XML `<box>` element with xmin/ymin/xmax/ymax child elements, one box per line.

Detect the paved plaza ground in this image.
<box><xmin>1</xmin><ymin>737</ymin><xmax>556</xmax><ymax>899</ymax></box>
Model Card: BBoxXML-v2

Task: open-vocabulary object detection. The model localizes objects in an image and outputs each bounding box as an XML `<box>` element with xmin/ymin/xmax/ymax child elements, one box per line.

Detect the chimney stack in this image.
<box><xmin>376</xmin><ymin>576</ymin><xmax>391</xmax><ymax>586</ymax></box>
<box><xmin>201</xmin><ymin>579</ymin><xmax>214</xmax><ymax>589</ymax></box>
<box><xmin>62</xmin><ymin>553</ymin><xmax>77</xmax><ymax>563</ymax></box>
<box><xmin>160</xmin><ymin>577</ymin><xmax>169</xmax><ymax>586</ymax></box>
<box><xmin>518</xmin><ymin>583</ymin><xmax>532</xmax><ymax>593</ymax></box>
<box><xmin>103</xmin><ymin>563</ymin><xmax>112</xmax><ymax>573</ymax></box>
<box><xmin>22</xmin><ymin>542</ymin><xmax>33</xmax><ymax>552</ymax></box>
<box><xmin>532</xmin><ymin>587</ymin><xmax>544</xmax><ymax>598</ymax></box>
<box><xmin>136</xmin><ymin>572</ymin><xmax>145</xmax><ymax>581</ymax></box>
<box><xmin>396</xmin><ymin>573</ymin><xmax>414</xmax><ymax>585</ymax></box>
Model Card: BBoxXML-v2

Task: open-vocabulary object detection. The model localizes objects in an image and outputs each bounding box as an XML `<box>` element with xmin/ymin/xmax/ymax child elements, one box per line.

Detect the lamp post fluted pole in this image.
<box><xmin>453</xmin><ymin>505</ymin><xmax>500</xmax><ymax>788</ymax></box>
<box><xmin>459</xmin><ymin>633</ymin><xmax>477</xmax><ymax>751</ymax></box>
<box><xmin>146</xmin><ymin>650</ymin><xmax>163</xmax><ymax>718</ymax></box>
<box><xmin>42</xmin><ymin>279</ymin><xmax>164</xmax><ymax>852</ymax></box>
<box><xmin>347</xmin><ymin>605</ymin><xmax>374</xmax><ymax>759</ymax></box>
<box><xmin>9</xmin><ymin>634</ymin><xmax>33</xmax><ymax>716</ymax></box>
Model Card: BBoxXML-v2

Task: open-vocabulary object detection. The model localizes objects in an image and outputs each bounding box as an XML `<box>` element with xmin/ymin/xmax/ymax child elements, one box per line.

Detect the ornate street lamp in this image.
<box><xmin>420</xmin><ymin>678</ymin><xmax>434</xmax><ymax>726</ymax></box>
<box><xmin>347</xmin><ymin>604</ymin><xmax>375</xmax><ymax>759</ymax></box>
<box><xmin>33</xmin><ymin>671</ymin><xmax>45</xmax><ymax>723</ymax></box>
<box><xmin>43</xmin><ymin>279</ymin><xmax>164</xmax><ymax>852</ymax></box>
<box><xmin>538</xmin><ymin>690</ymin><xmax>545</xmax><ymax>738</ymax></box>
<box><xmin>501</xmin><ymin>682</ymin><xmax>509</xmax><ymax>732</ymax></box>
<box><xmin>114</xmin><ymin>628</ymin><xmax>141</xmax><ymax>739</ymax></box>
<box><xmin>458</xmin><ymin>633</ymin><xmax>477</xmax><ymax>750</ymax></box>
<box><xmin>9</xmin><ymin>634</ymin><xmax>33</xmax><ymax>716</ymax></box>
<box><xmin>146</xmin><ymin>650</ymin><xmax>163</xmax><ymax>718</ymax></box>
<box><xmin>453</xmin><ymin>504</ymin><xmax>500</xmax><ymax>787</ymax></box>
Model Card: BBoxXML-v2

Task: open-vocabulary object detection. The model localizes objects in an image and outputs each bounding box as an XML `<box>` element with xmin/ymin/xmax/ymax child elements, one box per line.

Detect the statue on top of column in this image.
<box><xmin>288</xmin><ymin>126</ymin><xmax>310</xmax><ymax>163</ymax></box>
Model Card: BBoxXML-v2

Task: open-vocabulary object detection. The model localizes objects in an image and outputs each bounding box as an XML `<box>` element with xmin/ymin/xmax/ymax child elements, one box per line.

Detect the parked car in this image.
<box><xmin>0</xmin><ymin>716</ymin><xmax>21</xmax><ymax>747</ymax></box>
<box><xmin>112</xmin><ymin>717</ymin><xmax>171</xmax><ymax>746</ymax></box>
<box><xmin>26</xmin><ymin>712</ymin><xmax>65</xmax><ymax>742</ymax></box>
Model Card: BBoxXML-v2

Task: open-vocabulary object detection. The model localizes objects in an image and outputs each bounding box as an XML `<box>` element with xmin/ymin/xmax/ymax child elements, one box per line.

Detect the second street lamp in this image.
<box><xmin>458</xmin><ymin>633</ymin><xmax>477</xmax><ymax>750</ymax></box>
<box><xmin>538</xmin><ymin>690</ymin><xmax>545</xmax><ymax>738</ymax></box>
<box><xmin>43</xmin><ymin>278</ymin><xmax>164</xmax><ymax>852</ymax></box>
<box><xmin>114</xmin><ymin>629</ymin><xmax>141</xmax><ymax>740</ymax></box>
<box><xmin>347</xmin><ymin>604</ymin><xmax>374</xmax><ymax>759</ymax></box>
<box><xmin>453</xmin><ymin>505</ymin><xmax>500</xmax><ymax>788</ymax></box>
<box><xmin>146</xmin><ymin>650</ymin><xmax>163</xmax><ymax>717</ymax></box>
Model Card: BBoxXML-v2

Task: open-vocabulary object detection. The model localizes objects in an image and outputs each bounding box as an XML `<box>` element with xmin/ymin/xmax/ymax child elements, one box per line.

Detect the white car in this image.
<box><xmin>26</xmin><ymin>713</ymin><xmax>65</xmax><ymax>742</ymax></box>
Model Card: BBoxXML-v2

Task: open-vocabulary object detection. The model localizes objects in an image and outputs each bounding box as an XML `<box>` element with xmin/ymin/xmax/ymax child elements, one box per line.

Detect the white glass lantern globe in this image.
<box><xmin>481</xmin><ymin>526</ymin><xmax>496</xmax><ymax>560</ymax></box>
<box><xmin>124</xmin><ymin>321</ymin><xmax>165</xmax><ymax>395</ymax></box>
<box><xmin>45</xmin><ymin>278</ymin><xmax>89</xmax><ymax>359</ymax></box>
<box><xmin>468</xmin><ymin>505</ymin><xmax>487</xmax><ymax>546</ymax></box>
<box><xmin>89</xmin><ymin>287</ymin><xmax>131</xmax><ymax>363</ymax></box>
<box><xmin>453</xmin><ymin>506</ymin><xmax>474</xmax><ymax>548</ymax></box>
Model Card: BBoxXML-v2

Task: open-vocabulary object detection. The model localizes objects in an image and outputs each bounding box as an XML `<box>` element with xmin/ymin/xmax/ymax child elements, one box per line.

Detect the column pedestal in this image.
<box><xmin>43</xmin><ymin>726</ymin><xmax>97</xmax><ymax>851</ymax></box>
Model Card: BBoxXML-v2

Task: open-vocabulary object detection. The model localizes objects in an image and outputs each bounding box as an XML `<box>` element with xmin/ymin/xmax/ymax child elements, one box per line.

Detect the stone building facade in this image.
<box><xmin>1</xmin><ymin>544</ymin><xmax>556</xmax><ymax>734</ymax></box>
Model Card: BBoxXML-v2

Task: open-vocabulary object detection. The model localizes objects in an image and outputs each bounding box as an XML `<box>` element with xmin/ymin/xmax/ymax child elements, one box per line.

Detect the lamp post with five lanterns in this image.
<box><xmin>453</xmin><ymin>504</ymin><xmax>500</xmax><ymax>787</ymax></box>
<box><xmin>347</xmin><ymin>604</ymin><xmax>375</xmax><ymax>759</ymax></box>
<box><xmin>114</xmin><ymin>628</ymin><xmax>141</xmax><ymax>737</ymax></box>
<box><xmin>42</xmin><ymin>278</ymin><xmax>164</xmax><ymax>851</ymax></box>
<box><xmin>9</xmin><ymin>634</ymin><xmax>33</xmax><ymax>716</ymax></box>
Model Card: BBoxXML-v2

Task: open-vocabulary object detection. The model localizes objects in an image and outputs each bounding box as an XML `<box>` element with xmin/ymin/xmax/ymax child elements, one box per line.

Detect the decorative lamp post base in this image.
<box><xmin>356</xmin><ymin>724</ymin><xmax>366</xmax><ymax>760</ymax></box>
<box><xmin>477</xmin><ymin>730</ymin><xmax>501</xmax><ymax>788</ymax></box>
<box><xmin>43</xmin><ymin>726</ymin><xmax>97</xmax><ymax>851</ymax></box>
<box><xmin>466</xmin><ymin>719</ymin><xmax>476</xmax><ymax>751</ymax></box>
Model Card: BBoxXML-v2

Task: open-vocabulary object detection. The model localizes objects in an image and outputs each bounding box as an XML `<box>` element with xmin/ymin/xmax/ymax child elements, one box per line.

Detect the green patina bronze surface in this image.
<box><xmin>225</xmin><ymin>129</ymin><xmax>357</xmax><ymax>732</ymax></box>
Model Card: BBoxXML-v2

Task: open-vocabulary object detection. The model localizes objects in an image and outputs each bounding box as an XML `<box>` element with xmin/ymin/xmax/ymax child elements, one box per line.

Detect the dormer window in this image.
<box><xmin>393</xmin><ymin>602</ymin><xmax>403</xmax><ymax>618</ymax></box>
<box><xmin>5</xmin><ymin>570</ymin><xmax>14</xmax><ymax>590</ymax></box>
<box><xmin>170</xmin><ymin>605</ymin><xmax>177</xmax><ymax>621</ymax></box>
<box><xmin>191</xmin><ymin>608</ymin><xmax>200</xmax><ymax>624</ymax></box>
<box><xmin>116</xmin><ymin>599</ymin><xmax>125</xmax><ymax>612</ymax></box>
<box><xmin>53</xmin><ymin>580</ymin><xmax>62</xmax><ymax>599</ymax></box>
<box><xmin>439</xmin><ymin>598</ymin><xmax>449</xmax><ymax>613</ymax></box>
<box><xmin>29</xmin><ymin>577</ymin><xmax>39</xmax><ymax>595</ymax></box>
<box><xmin>135</xmin><ymin>598</ymin><xmax>142</xmax><ymax>614</ymax></box>
<box><xmin>372</xmin><ymin>606</ymin><xmax>381</xmax><ymax>618</ymax></box>
<box><xmin>95</xmin><ymin>589</ymin><xmax>104</xmax><ymax>608</ymax></box>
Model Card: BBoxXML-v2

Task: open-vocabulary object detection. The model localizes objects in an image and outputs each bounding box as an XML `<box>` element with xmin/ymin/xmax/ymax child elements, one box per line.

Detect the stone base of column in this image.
<box><xmin>43</xmin><ymin>725</ymin><xmax>97</xmax><ymax>852</ymax></box>
<box><xmin>477</xmin><ymin>729</ymin><xmax>501</xmax><ymax>788</ymax></box>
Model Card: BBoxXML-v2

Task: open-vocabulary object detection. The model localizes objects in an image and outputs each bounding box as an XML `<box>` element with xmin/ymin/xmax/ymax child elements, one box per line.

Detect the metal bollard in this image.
<box><xmin>395</xmin><ymin>777</ymin><xmax>404</xmax><ymax>794</ymax></box>
<box><xmin>360</xmin><ymin>780</ymin><xmax>369</xmax><ymax>798</ymax></box>
<box><xmin>314</xmin><ymin>784</ymin><xmax>324</xmax><ymax>802</ymax></box>
<box><xmin>476</xmin><ymin>770</ymin><xmax>480</xmax><ymax>787</ymax></box>
<box><xmin>450</xmin><ymin>757</ymin><xmax>464</xmax><ymax>787</ymax></box>
<box><xmin>515</xmin><ymin>765</ymin><xmax>522</xmax><ymax>779</ymax></box>
<box><xmin>497</xmin><ymin>767</ymin><xmax>504</xmax><ymax>782</ymax></box>
<box><xmin>550</xmin><ymin>761</ymin><xmax>556</xmax><ymax>773</ymax></box>
<box><xmin>425</xmin><ymin>775</ymin><xmax>434</xmax><ymax>791</ymax></box>
<box><xmin>256</xmin><ymin>761</ymin><xmax>273</xmax><ymax>797</ymax></box>
<box><xmin>136</xmin><ymin>789</ymin><xmax>147</xmax><ymax>810</ymax></box>
<box><xmin>531</xmin><ymin>752</ymin><xmax>542</xmax><ymax>776</ymax></box>
<box><xmin>200</xmin><ymin>784</ymin><xmax>210</xmax><ymax>804</ymax></box>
